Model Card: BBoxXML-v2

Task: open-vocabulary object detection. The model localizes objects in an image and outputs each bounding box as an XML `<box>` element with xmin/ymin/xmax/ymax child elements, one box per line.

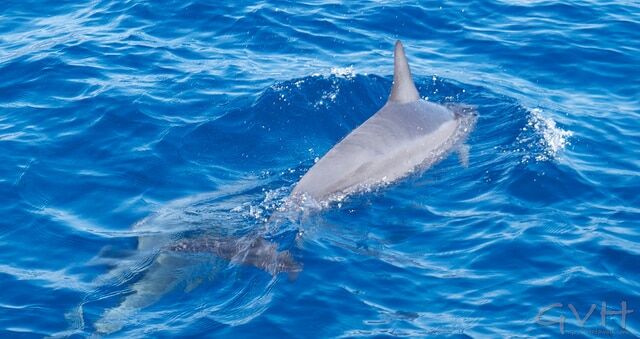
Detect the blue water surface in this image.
<box><xmin>1</xmin><ymin>1</ymin><xmax>639</xmax><ymax>338</ymax></box>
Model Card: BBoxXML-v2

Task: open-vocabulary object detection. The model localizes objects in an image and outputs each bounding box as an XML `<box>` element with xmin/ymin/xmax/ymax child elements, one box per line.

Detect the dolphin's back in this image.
<box><xmin>292</xmin><ymin>100</ymin><xmax>461</xmax><ymax>202</ymax></box>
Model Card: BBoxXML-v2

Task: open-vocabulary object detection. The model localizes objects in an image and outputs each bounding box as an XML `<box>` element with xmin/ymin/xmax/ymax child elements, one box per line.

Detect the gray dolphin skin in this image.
<box><xmin>292</xmin><ymin>40</ymin><xmax>477</xmax><ymax>203</ymax></box>
<box><xmin>168</xmin><ymin>235</ymin><xmax>301</xmax><ymax>277</ymax></box>
<box><xmin>93</xmin><ymin>41</ymin><xmax>476</xmax><ymax>334</ymax></box>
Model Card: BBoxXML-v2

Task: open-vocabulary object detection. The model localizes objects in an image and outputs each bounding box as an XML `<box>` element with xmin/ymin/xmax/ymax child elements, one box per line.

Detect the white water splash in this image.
<box><xmin>269</xmin><ymin>67</ymin><xmax>357</xmax><ymax>109</ymax></box>
<box><xmin>519</xmin><ymin>108</ymin><xmax>573</xmax><ymax>162</ymax></box>
<box><xmin>314</xmin><ymin>67</ymin><xmax>356</xmax><ymax>108</ymax></box>
<box><xmin>231</xmin><ymin>186</ymin><xmax>291</xmax><ymax>223</ymax></box>
<box><xmin>330</xmin><ymin>65</ymin><xmax>356</xmax><ymax>78</ymax></box>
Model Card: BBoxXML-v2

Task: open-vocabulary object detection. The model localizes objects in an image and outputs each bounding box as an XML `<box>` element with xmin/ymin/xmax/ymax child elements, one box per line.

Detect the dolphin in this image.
<box><xmin>91</xmin><ymin>40</ymin><xmax>475</xmax><ymax>334</ymax></box>
<box><xmin>93</xmin><ymin>196</ymin><xmax>301</xmax><ymax>334</ymax></box>
<box><xmin>94</xmin><ymin>234</ymin><xmax>299</xmax><ymax>334</ymax></box>
<box><xmin>291</xmin><ymin>41</ymin><xmax>477</xmax><ymax>203</ymax></box>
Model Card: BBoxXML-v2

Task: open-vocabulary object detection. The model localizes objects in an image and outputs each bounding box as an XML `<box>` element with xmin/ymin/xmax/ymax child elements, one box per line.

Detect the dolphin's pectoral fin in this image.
<box><xmin>457</xmin><ymin>144</ymin><xmax>470</xmax><ymax>168</ymax></box>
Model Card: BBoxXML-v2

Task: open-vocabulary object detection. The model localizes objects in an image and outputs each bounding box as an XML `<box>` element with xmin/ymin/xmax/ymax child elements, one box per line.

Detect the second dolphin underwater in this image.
<box><xmin>93</xmin><ymin>41</ymin><xmax>477</xmax><ymax>333</ymax></box>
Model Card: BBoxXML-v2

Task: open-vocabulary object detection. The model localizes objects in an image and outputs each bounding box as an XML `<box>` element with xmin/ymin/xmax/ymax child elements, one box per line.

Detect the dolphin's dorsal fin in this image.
<box><xmin>389</xmin><ymin>40</ymin><xmax>420</xmax><ymax>103</ymax></box>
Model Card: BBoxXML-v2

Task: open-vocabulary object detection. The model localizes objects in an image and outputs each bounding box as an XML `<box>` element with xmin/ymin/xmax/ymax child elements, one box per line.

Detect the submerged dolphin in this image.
<box><xmin>94</xmin><ymin>206</ymin><xmax>300</xmax><ymax>334</ymax></box>
<box><xmin>292</xmin><ymin>40</ymin><xmax>477</xmax><ymax>203</ymax></box>
<box><xmin>92</xmin><ymin>41</ymin><xmax>476</xmax><ymax>334</ymax></box>
<box><xmin>94</xmin><ymin>236</ymin><xmax>299</xmax><ymax>333</ymax></box>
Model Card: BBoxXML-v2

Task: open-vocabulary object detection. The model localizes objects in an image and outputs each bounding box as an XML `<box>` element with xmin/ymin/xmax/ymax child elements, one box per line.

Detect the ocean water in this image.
<box><xmin>1</xmin><ymin>0</ymin><xmax>639</xmax><ymax>337</ymax></box>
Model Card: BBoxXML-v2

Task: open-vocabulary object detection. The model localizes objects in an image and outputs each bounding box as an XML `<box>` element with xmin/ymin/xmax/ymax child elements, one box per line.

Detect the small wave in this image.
<box><xmin>0</xmin><ymin>264</ymin><xmax>91</xmax><ymax>292</ymax></box>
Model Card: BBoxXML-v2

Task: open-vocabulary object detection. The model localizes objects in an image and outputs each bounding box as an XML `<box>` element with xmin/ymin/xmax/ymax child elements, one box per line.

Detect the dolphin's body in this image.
<box><xmin>92</xmin><ymin>41</ymin><xmax>475</xmax><ymax>334</ymax></box>
<box><xmin>93</xmin><ymin>197</ymin><xmax>299</xmax><ymax>334</ymax></box>
<box><xmin>94</xmin><ymin>234</ymin><xmax>298</xmax><ymax>333</ymax></box>
<box><xmin>292</xmin><ymin>41</ymin><xmax>476</xmax><ymax>203</ymax></box>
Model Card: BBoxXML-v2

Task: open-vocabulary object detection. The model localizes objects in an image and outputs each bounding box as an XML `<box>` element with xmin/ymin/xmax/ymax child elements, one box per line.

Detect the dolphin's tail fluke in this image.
<box><xmin>389</xmin><ymin>40</ymin><xmax>420</xmax><ymax>103</ymax></box>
